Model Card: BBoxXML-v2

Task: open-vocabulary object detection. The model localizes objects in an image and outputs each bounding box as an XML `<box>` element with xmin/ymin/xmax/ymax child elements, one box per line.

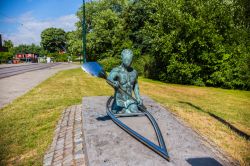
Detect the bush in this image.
<box><xmin>132</xmin><ymin>55</ymin><xmax>152</xmax><ymax>76</ymax></box>
<box><xmin>50</xmin><ymin>53</ymin><xmax>69</xmax><ymax>62</ymax></box>
<box><xmin>98</xmin><ymin>57</ymin><xmax>121</xmax><ymax>72</ymax></box>
<box><xmin>0</xmin><ymin>52</ymin><xmax>13</xmax><ymax>64</ymax></box>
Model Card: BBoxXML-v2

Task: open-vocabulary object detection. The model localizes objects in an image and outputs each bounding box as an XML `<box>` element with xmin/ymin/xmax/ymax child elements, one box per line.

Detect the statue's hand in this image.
<box><xmin>113</xmin><ymin>81</ymin><xmax>120</xmax><ymax>88</ymax></box>
<box><xmin>137</xmin><ymin>98</ymin><xmax>143</xmax><ymax>106</ymax></box>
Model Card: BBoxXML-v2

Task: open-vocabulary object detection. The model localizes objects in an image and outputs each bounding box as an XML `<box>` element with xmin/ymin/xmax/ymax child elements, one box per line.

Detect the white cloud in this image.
<box><xmin>2</xmin><ymin>17</ymin><xmax>17</xmax><ymax>24</ymax></box>
<box><xmin>3</xmin><ymin>11</ymin><xmax>78</xmax><ymax>46</ymax></box>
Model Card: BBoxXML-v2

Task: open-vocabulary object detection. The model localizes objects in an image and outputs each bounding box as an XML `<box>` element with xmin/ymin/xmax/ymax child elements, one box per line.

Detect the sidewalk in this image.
<box><xmin>0</xmin><ymin>63</ymin><xmax>79</xmax><ymax>109</ymax></box>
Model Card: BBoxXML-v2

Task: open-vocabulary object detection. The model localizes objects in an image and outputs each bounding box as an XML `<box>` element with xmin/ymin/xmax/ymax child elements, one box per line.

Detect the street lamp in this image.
<box><xmin>82</xmin><ymin>0</ymin><xmax>87</xmax><ymax>63</ymax></box>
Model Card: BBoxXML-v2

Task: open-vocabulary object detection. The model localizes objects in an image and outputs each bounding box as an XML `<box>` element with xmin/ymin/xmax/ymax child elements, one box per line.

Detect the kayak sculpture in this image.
<box><xmin>81</xmin><ymin>49</ymin><xmax>170</xmax><ymax>161</ymax></box>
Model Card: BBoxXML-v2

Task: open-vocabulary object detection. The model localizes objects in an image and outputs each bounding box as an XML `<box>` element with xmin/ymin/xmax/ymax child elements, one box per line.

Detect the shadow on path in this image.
<box><xmin>186</xmin><ymin>157</ymin><xmax>223</xmax><ymax>166</ymax></box>
<box><xmin>179</xmin><ymin>101</ymin><xmax>250</xmax><ymax>141</ymax></box>
<box><xmin>96</xmin><ymin>115</ymin><xmax>111</xmax><ymax>121</ymax></box>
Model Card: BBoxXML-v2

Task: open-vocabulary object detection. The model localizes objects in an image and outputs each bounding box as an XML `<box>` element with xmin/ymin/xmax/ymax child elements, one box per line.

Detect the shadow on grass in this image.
<box><xmin>179</xmin><ymin>101</ymin><xmax>250</xmax><ymax>141</ymax></box>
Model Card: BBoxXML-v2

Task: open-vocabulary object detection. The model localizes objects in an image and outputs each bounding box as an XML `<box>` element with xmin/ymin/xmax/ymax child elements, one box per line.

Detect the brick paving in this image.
<box><xmin>43</xmin><ymin>105</ymin><xmax>85</xmax><ymax>166</ymax></box>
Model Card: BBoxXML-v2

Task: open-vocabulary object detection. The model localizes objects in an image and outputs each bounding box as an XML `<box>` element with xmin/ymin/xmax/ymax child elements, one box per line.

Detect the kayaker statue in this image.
<box><xmin>81</xmin><ymin>49</ymin><xmax>170</xmax><ymax>160</ymax></box>
<box><xmin>107</xmin><ymin>49</ymin><xmax>143</xmax><ymax>114</ymax></box>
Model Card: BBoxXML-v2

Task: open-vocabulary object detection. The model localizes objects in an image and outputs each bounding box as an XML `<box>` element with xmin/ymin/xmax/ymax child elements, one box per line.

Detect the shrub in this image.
<box><xmin>98</xmin><ymin>57</ymin><xmax>121</xmax><ymax>72</ymax></box>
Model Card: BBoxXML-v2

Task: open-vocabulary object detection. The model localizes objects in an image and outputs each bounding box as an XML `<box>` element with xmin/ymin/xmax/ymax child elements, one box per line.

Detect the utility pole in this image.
<box><xmin>82</xmin><ymin>0</ymin><xmax>86</xmax><ymax>63</ymax></box>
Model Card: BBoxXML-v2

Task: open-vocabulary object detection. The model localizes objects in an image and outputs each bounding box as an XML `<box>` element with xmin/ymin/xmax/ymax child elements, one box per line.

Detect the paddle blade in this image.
<box><xmin>81</xmin><ymin>62</ymin><xmax>107</xmax><ymax>79</ymax></box>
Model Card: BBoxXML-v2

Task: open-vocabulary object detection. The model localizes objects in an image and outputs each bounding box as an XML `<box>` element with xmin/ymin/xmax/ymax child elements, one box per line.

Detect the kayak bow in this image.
<box><xmin>106</xmin><ymin>96</ymin><xmax>170</xmax><ymax>161</ymax></box>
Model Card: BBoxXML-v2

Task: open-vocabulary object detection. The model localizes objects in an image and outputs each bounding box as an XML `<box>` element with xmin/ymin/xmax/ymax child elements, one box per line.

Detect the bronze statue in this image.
<box><xmin>81</xmin><ymin>49</ymin><xmax>169</xmax><ymax>161</ymax></box>
<box><xmin>107</xmin><ymin>49</ymin><xmax>143</xmax><ymax>114</ymax></box>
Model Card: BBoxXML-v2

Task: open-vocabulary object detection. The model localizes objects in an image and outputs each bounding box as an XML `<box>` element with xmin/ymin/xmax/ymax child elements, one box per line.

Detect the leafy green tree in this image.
<box><xmin>76</xmin><ymin>0</ymin><xmax>131</xmax><ymax>61</ymax></box>
<box><xmin>3</xmin><ymin>40</ymin><xmax>13</xmax><ymax>49</ymax></box>
<box><xmin>41</xmin><ymin>28</ymin><xmax>66</xmax><ymax>53</ymax></box>
<box><xmin>14</xmin><ymin>44</ymin><xmax>42</xmax><ymax>55</ymax></box>
<box><xmin>66</xmin><ymin>31</ymin><xmax>82</xmax><ymax>57</ymax></box>
<box><xmin>0</xmin><ymin>40</ymin><xmax>14</xmax><ymax>63</ymax></box>
<box><xmin>73</xmin><ymin>0</ymin><xmax>250</xmax><ymax>90</ymax></box>
<box><xmin>49</xmin><ymin>52</ymin><xmax>69</xmax><ymax>62</ymax></box>
<box><xmin>129</xmin><ymin>0</ymin><xmax>249</xmax><ymax>89</ymax></box>
<box><xmin>0</xmin><ymin>52</ymin><xmax>13</xmax><ymax>63</ymax></box>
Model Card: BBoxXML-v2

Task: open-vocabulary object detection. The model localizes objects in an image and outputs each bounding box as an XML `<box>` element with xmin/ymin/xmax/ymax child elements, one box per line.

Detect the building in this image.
<box><xmin>15</xmin><ymin>53</ymin><xmax>38</xmax><ymax>63</ymax></box>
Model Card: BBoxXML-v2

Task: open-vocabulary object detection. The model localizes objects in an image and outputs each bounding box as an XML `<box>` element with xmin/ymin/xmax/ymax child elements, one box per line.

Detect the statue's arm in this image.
<box><xmin>107</xmin><ymin>68</ymin><xmax>119</xmax><ymax>87</ymax></box>
<box><xmin>133</xmin><ymin>74</ymin><xmax>143</xmax><ymax>105</ymax></box>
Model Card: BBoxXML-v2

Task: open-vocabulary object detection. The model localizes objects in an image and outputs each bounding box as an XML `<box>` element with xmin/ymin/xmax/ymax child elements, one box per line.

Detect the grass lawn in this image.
<box><xmin>140</xmin><ymin>78</ymin><xmax>250</xmax><ymax>165</ymax></box>
<box><xmin>0</xmin><ymin>68</ymin><xmax>112</xmax><ymax>165</ymax></box>
<box><xmin>0</xmin><ymin>68</ymin><xmax>249</xmax><ymax>165</ymax></box>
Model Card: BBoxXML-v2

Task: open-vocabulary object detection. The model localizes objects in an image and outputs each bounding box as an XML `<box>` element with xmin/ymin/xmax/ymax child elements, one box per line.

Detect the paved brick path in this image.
<box><xmin>43</xmin><ymin>105</ymin><xmax>85</xmax><ymax>166</ymax></box>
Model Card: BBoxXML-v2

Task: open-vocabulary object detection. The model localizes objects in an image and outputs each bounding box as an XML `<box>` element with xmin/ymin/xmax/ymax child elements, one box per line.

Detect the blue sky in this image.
<box><xmin>0</xmin><ymin>0</ymin><xmax>87</xmax><ymax>46</ymax></box>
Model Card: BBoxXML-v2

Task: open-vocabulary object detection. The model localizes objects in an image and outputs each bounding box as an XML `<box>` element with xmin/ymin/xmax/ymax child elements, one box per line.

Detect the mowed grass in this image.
<box><xmin>139</xmin><ymin>78</ymin><xmax>250</xmax><ymax>165</ymax></box>
<box><xmin>0</xmin><ymin>68</ymin><xmax>112</xmax><ymax>165</ymax></box>
<box><xmin>0</xmin><ymin>68</ymin><xmax>249</xmax><ymax>165</ymax></box>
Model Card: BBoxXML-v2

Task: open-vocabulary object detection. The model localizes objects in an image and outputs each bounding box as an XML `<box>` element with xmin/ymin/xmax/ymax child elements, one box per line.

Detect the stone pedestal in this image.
<box><xmin>82</xmin><ymin>96</ymin><xmax>235</xmax><ymax>166</ymax></box>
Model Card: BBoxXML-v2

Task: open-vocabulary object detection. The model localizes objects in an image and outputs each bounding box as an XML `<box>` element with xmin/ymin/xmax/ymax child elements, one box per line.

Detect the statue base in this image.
<box><xmin>82</xmin><ymin>96</ymin><xmax>235</xmax><ymax>166</ymax></box>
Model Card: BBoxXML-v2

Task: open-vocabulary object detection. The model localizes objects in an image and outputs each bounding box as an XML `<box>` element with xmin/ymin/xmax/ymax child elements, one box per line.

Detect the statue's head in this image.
<box><xmin>121</xmin><ymin>49</ymin><xmax>133</xmax><ymax>68</ymax></box>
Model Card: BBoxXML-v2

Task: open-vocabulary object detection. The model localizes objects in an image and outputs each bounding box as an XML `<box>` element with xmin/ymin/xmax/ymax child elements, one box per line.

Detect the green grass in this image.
<box><xmin>140</xmin><ymin>78</ymin><xmax>250</xmax><ymax>134</ymax></box>
<box><xmin>0</xmin><ymin>68</ymin><xmax>112</xmax><ymax>165</ymax></box>
<box><xmin>0</xmin><ymin>68</ymin><xmax>249</xmax><ymax>165</ymax></box>
<box><xmin>139</xmin><ymin>77</ymin><xmax>250</xmax><ymax>165</ymax></box>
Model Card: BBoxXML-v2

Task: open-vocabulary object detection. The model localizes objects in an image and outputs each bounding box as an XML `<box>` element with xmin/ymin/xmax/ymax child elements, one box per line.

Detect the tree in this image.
<box><xmin>66</xmin><ymin>31</ymin><xmax>82</xmax><ymax>56</ymax></box>
<box><xmin>0</xmin><ymin>52</ymin><xmax>13</xmax><ymax>63</ymax></box>
<box><xmin>14</xmin><ymin>44</ymin><xmax>42</xmax><ymax>55</ymax></box>
<box><xmin>75</xmin><ymin>0</ymin><xmax>131</xmax><ymax>61</ymax></box>
<box><xmin>3</xmin><ymin>40</ymin><xmax>13</xmax><ymax>49</ymax></box>
<box><xmin>40</xmin><ymin>28</ymin><xmax>66</xmax><ymax>53</ymax></box>
<box><xmin>73</xmin><ymin>0</ymin><xmax>250</xmax><ymax>90</ymax></box>
<box><xmin>0</xmin><ymin>40</ymin><xmax>14</xmax><ymax>63</ymax></box>
<box><xmin>126</xmin><ymin>0</ymin><xmax>250</xmax><ymax>89</ymax></box>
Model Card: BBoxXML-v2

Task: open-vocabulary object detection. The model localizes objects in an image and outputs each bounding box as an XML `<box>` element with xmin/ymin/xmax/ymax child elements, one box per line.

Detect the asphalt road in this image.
<box><xmin>0</xmin><ymin>63</ymin><xmax>61</xmax><ymax>79</ymax></box>
<box><xmin>0</xmin><ymin>63</ymin><xmax>80</xmax><ymax>109</ymax></box>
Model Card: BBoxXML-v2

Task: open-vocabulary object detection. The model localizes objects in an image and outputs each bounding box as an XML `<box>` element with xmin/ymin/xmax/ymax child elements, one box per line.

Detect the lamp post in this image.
<box><xmin>82</xmin><ymin>0</ymin><xmax>87</xmax><ymax>63</ymax></box>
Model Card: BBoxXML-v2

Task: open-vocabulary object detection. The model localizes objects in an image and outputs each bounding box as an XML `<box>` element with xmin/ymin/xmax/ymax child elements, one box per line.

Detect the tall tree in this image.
<box><xmin>66</xmin><ymin>31</ymin><xmax>82</xmax><ymax>56</ymax></box>
<box><xmin>3</xmin><ymin>40</ymin><xmax>13</xmax><ymax>49</ymax></box>
<box><xmin>75</xmin><ymin>0</ymin><xmax>130</xmax><ymax>61</ymax></box>
<box><xmin>14</xmin><ymin>44</ymin><xmax>41</xmax><ymax>54</ymax></box>
<box><xmin>41</xmin><ymin>28</ymin><xmax>66</xmax><ymax>53</ymax></box>
<box><xmin>74</xmin><ymin>0</ymin><xmax>250</xmax><ymax>90</ymax></box>
<box><xmin>0</xmin><ymin>40</ymin><xmax>14</xmax><ymax>63</ymax></box>
<box><xmin>125</xmin><ymin>0</ymin><xmax>250</xmax><ymax>89</ymax></box>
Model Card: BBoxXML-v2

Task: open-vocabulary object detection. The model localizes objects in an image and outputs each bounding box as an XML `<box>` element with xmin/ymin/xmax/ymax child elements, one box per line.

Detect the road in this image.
<box><xmin>0</xmin><ymin>63</ymin><xmax>80</xmax><ymax>109</ymax></box>
<box><xmin>0</xmin><ymin>63</ymin><xmax>61</xmax><ymax>79</ymax></box>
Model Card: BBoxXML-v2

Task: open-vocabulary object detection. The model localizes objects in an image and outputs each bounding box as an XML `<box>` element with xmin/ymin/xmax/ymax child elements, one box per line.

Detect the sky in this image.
<box><xmin>0</xmin><ymin>0</ymin><xmax>88</xmax><ymax>46</ymax></box>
